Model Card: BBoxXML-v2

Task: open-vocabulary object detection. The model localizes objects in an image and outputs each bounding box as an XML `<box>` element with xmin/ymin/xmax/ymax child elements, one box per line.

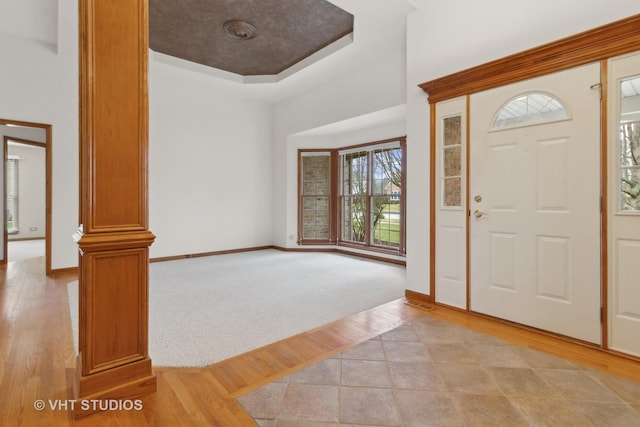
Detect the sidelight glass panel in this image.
<box><xmin>443</xmin><ymin>115</ymin><xmax>462</xmax><ymax>207</ymax></box>
<box><xmin>619</xmin><ymin>77</ymin><xmax>640</xmax><ymax>211</ymax></box>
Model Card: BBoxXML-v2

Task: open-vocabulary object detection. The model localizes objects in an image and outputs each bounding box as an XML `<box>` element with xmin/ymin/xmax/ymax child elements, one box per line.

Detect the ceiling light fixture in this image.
<box><xmin>223</xmin><ymin>20</ymin><xmax>258</xmax><ymax>41</ymax></box>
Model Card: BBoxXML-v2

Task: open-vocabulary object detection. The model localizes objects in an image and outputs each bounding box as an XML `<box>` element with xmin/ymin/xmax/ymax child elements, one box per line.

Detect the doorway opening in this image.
<box><xmin>0</xmin><ymin>119</ymin><xmax>52</xmax><ymax>275</ymax></box>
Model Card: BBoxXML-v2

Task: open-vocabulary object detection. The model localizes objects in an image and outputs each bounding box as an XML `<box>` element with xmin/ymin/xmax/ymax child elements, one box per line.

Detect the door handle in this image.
<box><xmin>473</xmin><ymin>210</ymin><xmax>488</xmax><ymax>218</ymax></box>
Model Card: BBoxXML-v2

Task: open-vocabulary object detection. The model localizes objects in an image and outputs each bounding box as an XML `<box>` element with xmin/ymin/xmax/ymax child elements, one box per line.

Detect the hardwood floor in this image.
<box><xmin>1</xmin><ymin>257</ymin><xmax>639</xmax><ymax>426</ymax></box>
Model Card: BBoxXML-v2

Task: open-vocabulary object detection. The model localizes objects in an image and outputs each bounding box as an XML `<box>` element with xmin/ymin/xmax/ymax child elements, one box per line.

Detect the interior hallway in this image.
<box><xmin>7</xmin><ymin>238</ymin><xmax>45</xmax><ymax>262</ymax></box>
<box><xmin>1</xmin><ymin>256</ymin><xmax>639</xmax><ymax>426</ymax></box>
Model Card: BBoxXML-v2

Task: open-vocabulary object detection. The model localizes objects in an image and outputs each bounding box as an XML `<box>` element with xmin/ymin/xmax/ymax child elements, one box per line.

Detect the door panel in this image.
<box><xmin>470</xmin><ymin>63</ymin><xmax>601</xmax><ymax>344</ymax></box>
<box><xmin>434</xmin><ymin>98</ymin><xmax>467</xmax><ymax>308</ymax></box>
<box><xmin>608</xmin><ymin>52</ymin><xmax>640</xmax><ymax>356</ymax></box>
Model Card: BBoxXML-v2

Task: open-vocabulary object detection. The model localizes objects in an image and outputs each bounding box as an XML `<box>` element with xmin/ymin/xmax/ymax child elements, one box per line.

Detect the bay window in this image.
<box><xmin>299</xmin><ymin>137</ymin><xmax>406</xmax><ymax>256</ymax></box>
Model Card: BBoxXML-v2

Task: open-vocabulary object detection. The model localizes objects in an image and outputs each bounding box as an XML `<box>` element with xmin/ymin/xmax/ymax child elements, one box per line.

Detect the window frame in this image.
<box><xmin>297</xmin><ymin>137</ymin><xmax>406</xmax><ymax>257</ymax></box>
<box><xmin>297</xmin><ymin>150</ymin><xmax>337</xmax><ymax>245</ymax></box>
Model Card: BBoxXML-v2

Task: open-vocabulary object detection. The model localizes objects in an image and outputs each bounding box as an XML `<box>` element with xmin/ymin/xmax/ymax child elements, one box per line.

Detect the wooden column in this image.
<box><xmin>74</xmin><ymin>0</ymin><xmax>156</xmax><ymax>417</ymax></box>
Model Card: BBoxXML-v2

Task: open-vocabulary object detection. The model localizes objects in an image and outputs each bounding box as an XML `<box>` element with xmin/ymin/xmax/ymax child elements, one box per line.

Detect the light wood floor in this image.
<box><xmin>1</xmin><ymin>257</ymin><xmax>639</xmax><ymax>426</ymax></box>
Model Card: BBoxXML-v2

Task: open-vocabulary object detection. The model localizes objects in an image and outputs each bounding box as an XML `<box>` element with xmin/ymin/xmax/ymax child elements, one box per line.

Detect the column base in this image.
<box><xmin>71</xmin><ymin>356</ymin><xmax>156</xmax><ymax>419</ymax></box>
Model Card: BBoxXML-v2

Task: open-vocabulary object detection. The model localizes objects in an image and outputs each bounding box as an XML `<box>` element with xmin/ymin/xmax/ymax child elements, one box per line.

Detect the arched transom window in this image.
<box><xmin>493</xmin><ymin>92</ymin><xmax>569</xmax><ymax>129</ymax></box>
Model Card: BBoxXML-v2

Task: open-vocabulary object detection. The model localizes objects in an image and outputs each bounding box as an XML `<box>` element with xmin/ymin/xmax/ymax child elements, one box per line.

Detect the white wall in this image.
<box><xmin>272</xmin><ymin>47</ymin><xmax>407</xmax><ymax>249</ymax></box>
<box><xmin>1</xmin><ymin>3</ymin><xmax>276</xmax><ymax>267</ymax></box>
<box><xmin>7</xmin><ymin>143</ymin><xmax>46</xmax><ymax>241</ymax></box>
<box><xmin>149</xmin><ymin>61</ymin><xmax>275</xmax><ymax>258</ymax></box>
<box><xmin>0</xmin><ymin>31</ymin><xmax>79</xmax><ymax>270</ymax></box>
<box><xmin>405</xmin><ymin>0</ymin><xmax>640</xmax><ymax>295</ymax></box>
<box><xmin>0</xmin><ymin>0</ymin><xmax>57</xmax><ymax>48</ymax></box>
<box><xmin>4</xmin><ymin>1</ymin><xmax>640</xmax><ymax>274</ymax></box>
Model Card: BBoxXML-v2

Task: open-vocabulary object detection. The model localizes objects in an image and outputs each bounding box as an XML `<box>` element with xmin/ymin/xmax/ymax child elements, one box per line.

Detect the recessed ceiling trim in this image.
<box><xmin>245</xmin><ymin>32</ymin><xmax>354</xmax><ymax>83</ymax></box>
<box><xmin>150</xmin><ymin>32</ymin><xmax>354</xmax><ymax>85</ymax></box>
<box><xmin>150</xmin><ymin>0</ymin><xmax>354</xmax><ymax>78</ymax></box>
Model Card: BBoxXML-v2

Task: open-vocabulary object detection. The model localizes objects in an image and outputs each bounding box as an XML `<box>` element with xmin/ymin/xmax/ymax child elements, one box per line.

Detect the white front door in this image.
<box><xmin>469</xmin><ymin>63</ymin><xmax>602</xmax><ymax>344</ymax></box>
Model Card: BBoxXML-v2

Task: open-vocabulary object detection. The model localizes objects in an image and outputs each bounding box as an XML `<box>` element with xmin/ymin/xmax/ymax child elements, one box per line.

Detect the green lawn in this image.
<box><xmin>374</xmin><ymin>218</ymin><xmax>400</xmax><ymax>246</ymax></box>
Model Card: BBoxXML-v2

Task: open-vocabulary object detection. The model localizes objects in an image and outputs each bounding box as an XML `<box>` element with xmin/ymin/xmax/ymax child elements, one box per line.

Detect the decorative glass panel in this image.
<box><xmin>443</xmin><ymin>115</ymin><xmax>462</xmax><ymax>207</ymax></box>
<box><xmin>619</xmin><ymin>77</ymin><xmax>640</xmax><ymax>211</ymax></box>
<box><xmin>444</xmin><ymin>177</ymin><xmax>461</xmax><ymax>207</ymax></box>
<box><xmin>493</xmin><ymin>92</ymin><xmax>568</xmax><ymax>128</ymax></box>
<box><xmin>444</xmin><ymin>116</ymin><xmax>461</xmax><ymax>145</ymax></box>
<box><xmin>444</xmin><ymin>146</ymin><xmax>461</xmax><ymax>177</ymax></box>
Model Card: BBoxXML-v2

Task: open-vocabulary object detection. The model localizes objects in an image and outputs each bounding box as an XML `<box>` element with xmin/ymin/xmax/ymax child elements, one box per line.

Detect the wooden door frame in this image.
<box><xmin>0</xmin><ymin>119</ymin><xmax>52</xmax><ymax>275</ymax></box>
<box><xmin>419</xmin><ymin>14</ymin><xmax>640</xmax><ymax>350</ymax></box>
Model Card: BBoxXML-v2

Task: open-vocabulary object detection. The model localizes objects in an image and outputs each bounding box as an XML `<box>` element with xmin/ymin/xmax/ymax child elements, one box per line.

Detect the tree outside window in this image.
<box><xmin>298</xmin><ymin>137</ymin><xmax>406</xmax><ymax>256</ymax></box>
<box><xmin>341</xmin><ymin>142</ymin><xmax>404</xmax><ymax>252</ymax></box>
<box><xmin>620</xmin><ymin>120</ymin><xmax>640</xmax><ymax>211</ymax></box>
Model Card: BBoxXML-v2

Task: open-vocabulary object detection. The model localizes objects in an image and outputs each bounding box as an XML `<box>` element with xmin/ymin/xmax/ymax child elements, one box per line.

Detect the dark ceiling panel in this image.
<box><xmin>150</xmin><ymin>0</ymin><xmax>354</xmax><ymax>76</ymax></box>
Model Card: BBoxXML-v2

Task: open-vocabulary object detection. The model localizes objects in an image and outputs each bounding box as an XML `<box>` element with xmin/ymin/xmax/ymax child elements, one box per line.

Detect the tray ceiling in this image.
<box><xmin>149</xmin><ymin>0</ymin><xmax>354</xmax><ymax>78</ymax></box>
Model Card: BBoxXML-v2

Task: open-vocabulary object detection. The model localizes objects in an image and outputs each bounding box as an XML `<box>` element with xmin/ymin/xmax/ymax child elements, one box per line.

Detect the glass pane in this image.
<box><xmin>443</xmin><ymin>116</ymin><xmax>461</xmax><ymax>146</ymax></box>
<box><xmin>372</xmin><ymin>147</ymin><xmax>402</xmax><ymax>195</ymax></box>
<box><xmin>343</xmin><ymin>152</ymin><xmax>367</xmax><ymax>195</ymax></box>
<box><xmin>621</xmin><ymin>167</ymin><xmax>640</xmax><ymax>210</ymax></box>
<box><xmin>342</xmin><ymin>196</ymin><xmax>366</xmax><ymax>243</ymax></box>
<box><xmin>493</xmin><ymin>92</ymin><xmax>568</xmax><ymax>128</ymax></box>
<box><xmin>442</xmin><ymin>115</ymin><xmax>462</xmax><ymax>208</ymax></box>
<box><xmin>619</xmin><ymin>77</ymin><xmax>640</xmax><ymax>211</ymax></box>
<box><xmin>619</xmin><ymin>122</ymin><xmax>640</xmax><ymax>211</ymax></box>
<box><xmin>371</xmin><ymin>195</ymin><xmax>400</xmax><ymax>248</ymax></box>
<box><xmin>443</xmin><ymin>178</ymin><xmax>461</xmax><ymax>207</ymax></box>
<box><xmin>444</xmin><ymin>146</ymin><xmax>461</xmax><ymax>177</ymax></box>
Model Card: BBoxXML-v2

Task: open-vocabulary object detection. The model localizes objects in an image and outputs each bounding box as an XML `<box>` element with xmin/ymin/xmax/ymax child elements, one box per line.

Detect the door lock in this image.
<box><xmin>473</xmin><ymin>210</ymin><xmax>488</xmax><ymax>218</ymax></box>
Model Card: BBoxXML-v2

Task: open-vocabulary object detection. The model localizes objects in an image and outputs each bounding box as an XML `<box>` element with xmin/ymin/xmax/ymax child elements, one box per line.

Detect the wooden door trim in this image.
<box><xmin>420</xmin><ymin>15</ymin><xmax>636</xmax><ymax>348</ymax></box>
<box><xmin>419</xmin><ymin>14</ymin><xmax>640</xmax><ymax>104</ymax></box>
<box><xmin>600</xmin><ymin>60</ymin><xmax>609</xmax><ymax>349</ymax></box>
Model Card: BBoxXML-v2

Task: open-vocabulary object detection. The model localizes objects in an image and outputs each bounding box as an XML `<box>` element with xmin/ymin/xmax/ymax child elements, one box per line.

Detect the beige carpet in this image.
<box><xmin>68</xmin><ymin>249</ymin><xmax>406</xmax><ymax>367</ymax></box>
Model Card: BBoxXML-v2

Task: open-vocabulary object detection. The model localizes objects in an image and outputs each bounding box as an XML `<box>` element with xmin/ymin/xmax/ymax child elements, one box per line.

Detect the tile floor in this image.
<box><xmin>237</xmin><ymin>316</ymin><xmax>640</xmax><ymax>426</ymax></box>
